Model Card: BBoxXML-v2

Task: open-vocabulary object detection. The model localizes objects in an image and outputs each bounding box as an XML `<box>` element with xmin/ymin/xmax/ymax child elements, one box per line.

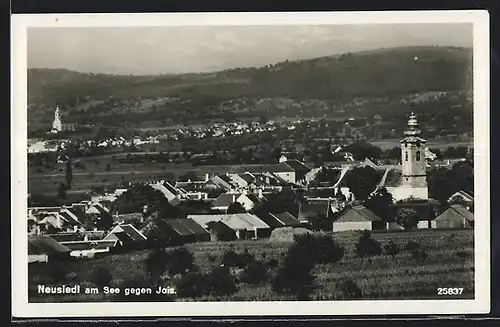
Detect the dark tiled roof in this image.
<box><xmin>450</xmin><ymin>204</ymin><xmax>474</xmax><ymax>221</ymax></box>
<box><xmin>255</xmin><ymin>212</ymin><xmax>283</xmax><ymax>228</ymax></box>
<box><xmin>271</xmin><ymin>212</ymin><xmax>302</xmax><ymax>226</ymax></box>
<box><xmin>384</xmin><ymin>168</ymin><xmax>403</xmax><ymax>187</ymax></box>
<box><xmin>306</xmin><ymin>188</ymin><xmax>336</xmax><ymax>198</ymax></box>
<box><xmin>284</xmin><ymin>159</ymin><xmax>311</xmax><ymax>173</ymax></box>
<box><xmin>300</xmin><ymin>201</ymin><xmax>333</xmax><ymax>219</ymax></box>
<box><xmin>213</xmin><ymin>193</ymin><xmax>240</xmax><ymax>207</ymax></box>
<box><xmin>335</xmin><ymin>205</ymin><xmax>382</xmax><ymax>223</ymax></box>
<box><xmin>113</xmin><ymin>231</ymin><xmax>135</xmax><ymax>244</ymax></box>
<box><xmin>239</xmin><ymin>173</ymin><xmax>255</xmax><ymax>183</ymax></box>
<box><xmin>28</xmin><ymin>235</ymin><xmax>71</xmax><ymax>255</ymax></box>
<box><xmin>109</xmin><ymin>224</ymin><xmax>147</xmax><ymax>241</ymax></box>
<box><xmin>165</xmin><ymin>218</ymin><xmax>209</xmax><ymax>236</ymax></box>
<box><xmin>206</xmin><ymin>221</ymin><xmax>235</xmax><ymax>235</ymax></box>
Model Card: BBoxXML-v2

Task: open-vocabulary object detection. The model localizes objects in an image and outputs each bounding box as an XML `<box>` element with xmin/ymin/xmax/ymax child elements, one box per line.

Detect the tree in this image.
<box><xmin>344</xmin><ymin>167</ymin><xmax>382</xmax><ymax>201</ymax></box>
<box><xmin>206</xmin><ymin>266</ymin><xmax>239</xmax><ymax>297</ymax></box>
<box><xmin>166</xmin><ymin>247</ymin><xmax>195</xmax><ymax>276</ymax></box>
<box><xmin>144</xmin><ymin>248</ymin><xmax>170</xmax><ymax>282</ymax></box>
<box><xmin>395</xmin><ymin>208</ymin><xmax>419</xmax><ymax>231</ymax></box>
<box><xmin>384</xmin><ymin>241</ymin><xmax>401</xmax><ymax>258</ymax></box>
<box><xmin>65</xmin><ymin>158</ymin><xmax>73</xmax><ymax>189</ymax></box>
<box><xmin>355</xmin><ymin>230</ymin><xmax>382</xmax><ymax>258</ymax></box>
<box><xmin>89</xmin><ymin>265</ymin><xmax>113</xmax><ymax>289</ymax></box>
<box><xmin>226</xmin><ymin>202</ymin><xmax>247</xmax><ymax>214</ymax></box>
<box><xmin>240</xmin><ymin>260</ymin><xmax>267</xmax><ymax>285</ymax></box>
<box><xmin>365</xmin><ymin>187</ymin><xmax>393</xmax><ymax>219</ymax></box>
<box><xmin>57</xmin><ymin>183</ymin><xmax>67</xmax><ymax>200</ymax></box>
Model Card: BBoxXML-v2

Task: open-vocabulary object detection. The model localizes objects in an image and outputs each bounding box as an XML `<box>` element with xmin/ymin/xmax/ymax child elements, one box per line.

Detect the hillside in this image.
<box><xmin>27</xmin><ymin>46</ymin><xmax>472</xmax><ymax>126</ymax></box>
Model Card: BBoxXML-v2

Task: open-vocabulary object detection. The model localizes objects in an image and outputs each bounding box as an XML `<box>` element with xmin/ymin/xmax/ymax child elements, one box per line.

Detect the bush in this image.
<box><xmin>266</xmin><ymin>258</ymin><xmax>280</xmax><ymax>268</ymax></box>
<box><xmin>89</xmin><ymin>266</ymin><xmax>113</xmax><ymax>289</ymax></box>
<box><xmin>175</xmin><ymin>271</ymin><xmax>211</xmax><ymax>298</ymax></box>
<box><xmin>47</xmin><ymin>261</ymin><xmax>68</xmax><ymax>284</ymax></box>
<box><xmin>384</xmin><ymin>241</ymin><xmax>401</xmax><ymax>258</ymax></box>
<box><xmin>355</xmin><ymin>230</ymin><xmax>382</xmax><ymax>258</ymax></box>
<box><xmin>167</xmin><ymin>247</ymin><xmax>195</xmax><ymax>275</ymax></box>
<box><xmin>341</xmin><ymin>279</ymin><xmax>363</xmax><ymax>299</ymax></box>
<box><xmin>292</xmin><ymin>233</ymin><xmax>345</xmax><ymax>264</ymax></box>
<box><xmin>145</xmin><ymin>247</ymin><xmax>195</xmax><ymax>281</ymax></box>
<box><xmin>240</xmin><ymin>260</ymin><xmax>267</xmax><ymax>285</ymax></box>
<box><xmin>144</xmin><ymin>248</ymin><xmax>170</xmax><ymax>281</ymax></box>
<box><xmin>404</xmin><ymin>240</ymin><xmax>421</xmax><ymax>252</ymax></box>
<box><xmin>221</xmin><ymin>249</ymin><xmax>255</xmax><ymax>269</ymax></box>
<box><xmin>395</xmin><ymin>208</ymin><xmax>420</xmax><ymax>231</ymax></box>
<box><xmin>272</xmin><ymin>236</ymin><xmax>318</xmax><ymax>299</ymax></box>
<box><xmin>207</xmin><ymin>266</ymin><xmax>239</xmax><ymax>297</ymax></box>
<box><xmin>411</xmin><ymin>248</ymin><xmax>428</xmax><ymax>264</ymax></box>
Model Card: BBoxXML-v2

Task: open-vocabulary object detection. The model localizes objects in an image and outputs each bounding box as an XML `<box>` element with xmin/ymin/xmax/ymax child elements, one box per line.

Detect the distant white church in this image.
<box><xmin>49</xmin><ymin>106</ymin><xmax>76</xmax><ymax>134</ymax></box>
<box><xmin>384</xmin><ymin>112</ymin><xmax>429</xmax><ymax>201</ymax></box>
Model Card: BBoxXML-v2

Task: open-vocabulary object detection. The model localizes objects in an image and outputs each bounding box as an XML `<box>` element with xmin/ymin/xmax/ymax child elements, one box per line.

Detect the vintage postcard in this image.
<box><xmin>11</xmin><ymin>10</ymin><xmax>490</xmax><ymax>318</ymax></box>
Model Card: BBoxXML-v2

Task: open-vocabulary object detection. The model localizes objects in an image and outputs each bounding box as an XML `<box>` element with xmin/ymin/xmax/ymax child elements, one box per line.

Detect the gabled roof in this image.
<box><xmin>334</xmin><ymin>205</ymin><xmax>383</xmax><ymax>223</ymax></box>
<box><xmin>28</xmin><ymin>235</ymin><xmax>71</xmax><ymax>255</ymax></box>
<box><xmin>206</xmin><ymin>221</ymin><xmax>235</xmax><ymax>234</ymax></box>
<box><xmin>59</xmin><ymin>211</ymin><xmax>84</xmax><ymax>227</ymax></box>
<box><xmin>449</xmin><ymin>190</ymin><xmax>474</xmax><ymax>202</ymax></box>
<box><xmin>299</xmin><ymin>201</ymin><xmax>334</xmax><ymax>219</ymax></box>
<box><xmin>383</xmin><ymin>168</ymin><xmax>403</xmax><ymax>187</ymax></box>
<box><xmin>271</xmin><ymin>212</ymin><xmax>302</xmax><ymax>226</ymax></box>
<box><xmin>105</xmin><ymin>224</ymin><xmax>147</xmax><ymax>241</ymax></box>
<box><xmin>244</xmin><ymin>193</ymin><xmax>265</xmax><ymax>204</ymax></box>
<box><xmin>283</xmin><ymin>159</ymin><xmax>311</xmax><ymax>173</ymax></box>
<box><xmin>436</xmin><ymin>204</ymin><xmax>474</xmax><ymax>222</ymax></box>
<box><xmin>213</xmin><ymin>193</ymin><xmax>240</xmax><ymax>207</ymax></box>
<box><xmin>113</xmin><ymin>231</ymin><xmax>135</xmax><ymax>244</ymax></box>
<box><xmin>188</xmin><ymin>213</ymin><xmax>269</xmax><ymax>230</ymax></box>
<box><xmin>239</xmin><ymin>173</ymin><xmax>255</xmax><ymax>184</ymax></box>
<box><xmin>165</xmin><ymin>218</ymin><xmax>209</xmax><ymax>237</ymax></box>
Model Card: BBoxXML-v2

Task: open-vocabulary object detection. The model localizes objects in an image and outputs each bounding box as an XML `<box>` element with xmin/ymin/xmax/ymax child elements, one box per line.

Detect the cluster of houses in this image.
<box><xmin>28</xmin><ymin>113</ymin><xmax>475</xmax><ymax>264</ymax></box>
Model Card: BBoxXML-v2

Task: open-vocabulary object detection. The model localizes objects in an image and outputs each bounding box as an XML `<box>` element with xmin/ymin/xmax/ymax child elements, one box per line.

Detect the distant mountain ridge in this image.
<box><xmin>28</xmin><ymin>46</ymin><xmax>472</xmax><ymax>118</ymax></box>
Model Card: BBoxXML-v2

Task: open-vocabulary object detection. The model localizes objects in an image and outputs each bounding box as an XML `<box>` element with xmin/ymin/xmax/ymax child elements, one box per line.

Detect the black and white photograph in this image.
<box><xmin>11</xmin><ymin>11</ymin><xmax>490</xmax><ymax>317</ymax></box>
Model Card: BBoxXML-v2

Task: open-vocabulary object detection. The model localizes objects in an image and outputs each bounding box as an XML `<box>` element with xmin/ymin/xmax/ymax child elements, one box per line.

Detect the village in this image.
<box><xmin>28</xmin><ymin>112</ymin><xmax>474</xmax><ymax>265</ymax></box>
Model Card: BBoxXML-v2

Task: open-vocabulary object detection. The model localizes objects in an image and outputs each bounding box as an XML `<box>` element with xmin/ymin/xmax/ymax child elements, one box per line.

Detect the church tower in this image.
<box><xmin>400</xmin><ymin>112</ymin><xmax>428</xmax><ymax>199</ymax></box>
<box><xmin>52</xmin><ymin>106</ymin><xmax>62</xmax><ymax>133</ymax></box>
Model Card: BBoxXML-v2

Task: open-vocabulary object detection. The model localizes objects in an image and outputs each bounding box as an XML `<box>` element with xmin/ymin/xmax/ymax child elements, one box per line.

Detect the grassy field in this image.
<box><xmin>29</xmin><ymin>229</ymin><xmax>474</xmax><ymax>302</ymax></box>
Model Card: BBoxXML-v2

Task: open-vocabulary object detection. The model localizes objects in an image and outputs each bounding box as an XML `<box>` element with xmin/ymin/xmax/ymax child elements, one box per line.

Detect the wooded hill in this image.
<box><xmin>28</xmin><ymin>46</ymin><xmax>472</xmax><ymax>112</ymax></box>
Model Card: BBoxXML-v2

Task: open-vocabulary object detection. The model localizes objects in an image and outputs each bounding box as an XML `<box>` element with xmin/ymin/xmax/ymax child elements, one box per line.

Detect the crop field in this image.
<box><xmin>28</xmin><ymin>155</ymin><xmax>290</xmax><ymax>194</ymax></box>
<box><xmin>29</xmin><ymin>229</ymin><xmax>474</xmax><ymax>302</ymax></box>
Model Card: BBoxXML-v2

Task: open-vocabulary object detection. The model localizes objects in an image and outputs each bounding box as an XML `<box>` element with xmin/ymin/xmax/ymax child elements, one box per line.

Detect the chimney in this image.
<box><xmin>232</xmin><ymin>194</ymin><xmax>236</xmax><ymax>202</ymax></box>
<box><xmin>84</xmin><ymin>235</ymin><xmax>89</xmax><ymax>241</ymax></box>
<box><xmin>258</xmin><ymin>188</ymin><xmax>263</xmax><ymax>199</ymax></box>
<box><xmin>73</xmin><ymin>225</ymin><xmax>78</xmax><ymax>232</ymax></box>
<box><xmin>205</xmin><ymin>173</ymin><xmax>209</xmax><ymax>182</ymax></box>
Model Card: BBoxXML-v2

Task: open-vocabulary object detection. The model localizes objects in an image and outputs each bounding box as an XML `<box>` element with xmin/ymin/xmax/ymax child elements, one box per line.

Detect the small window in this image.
<box><xmin>405</xmin><ymin>151</ymin><xmax>408</xmax><ymax>161</ymax></box>
<box><xmin>416</xmin><ymin>151</ymin><xmax>421</xmax><ymax>161</ymax></box>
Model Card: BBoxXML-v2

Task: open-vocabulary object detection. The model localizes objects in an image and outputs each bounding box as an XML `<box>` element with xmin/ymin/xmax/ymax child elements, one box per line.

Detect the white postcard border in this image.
<box><xmin>11</xmin><ymin>10</ymin><xmax>490</xmax><ymax>317</ymax></box>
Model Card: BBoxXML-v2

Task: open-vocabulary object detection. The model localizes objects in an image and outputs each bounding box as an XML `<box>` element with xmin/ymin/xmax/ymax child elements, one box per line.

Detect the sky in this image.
<box><xmin>27</xmin><ymin>24</ymin><xmax>473</xmax><ymax>75</ymax></box>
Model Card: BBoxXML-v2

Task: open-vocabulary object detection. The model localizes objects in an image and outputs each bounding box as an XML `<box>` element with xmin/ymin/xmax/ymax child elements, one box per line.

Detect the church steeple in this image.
<box><xmin>404</xmin><ymin>111</ymin><xmax>421</xmax><ymax>137</ymax></box>
<box><xmin>399</xmin><ymin>110</ymin><xmax>429</xmax><ymax>200</ymax></box>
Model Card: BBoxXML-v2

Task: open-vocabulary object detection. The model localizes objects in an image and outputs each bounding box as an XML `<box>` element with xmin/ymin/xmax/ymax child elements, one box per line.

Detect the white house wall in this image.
<box><xmin>274</xmin><ymin>171</ymin><xmax>296</xmax><ymax>184</ymax></box>
<box><xmin>386</xmin><ymin>186</ymin><xmax>429</xmax><ymax>202</ymax></box>
<box><xmin>333</xmin><ymin>221</ymin><xmax>372</xmax><ymax>232</ymax></box>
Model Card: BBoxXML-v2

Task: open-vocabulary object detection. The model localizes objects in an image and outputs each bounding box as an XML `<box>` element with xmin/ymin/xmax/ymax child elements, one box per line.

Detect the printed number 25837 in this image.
<box><xmin>437</xmin><ymin>287</ymin><xmax>464</xmax><ymax>295</ymax></box>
